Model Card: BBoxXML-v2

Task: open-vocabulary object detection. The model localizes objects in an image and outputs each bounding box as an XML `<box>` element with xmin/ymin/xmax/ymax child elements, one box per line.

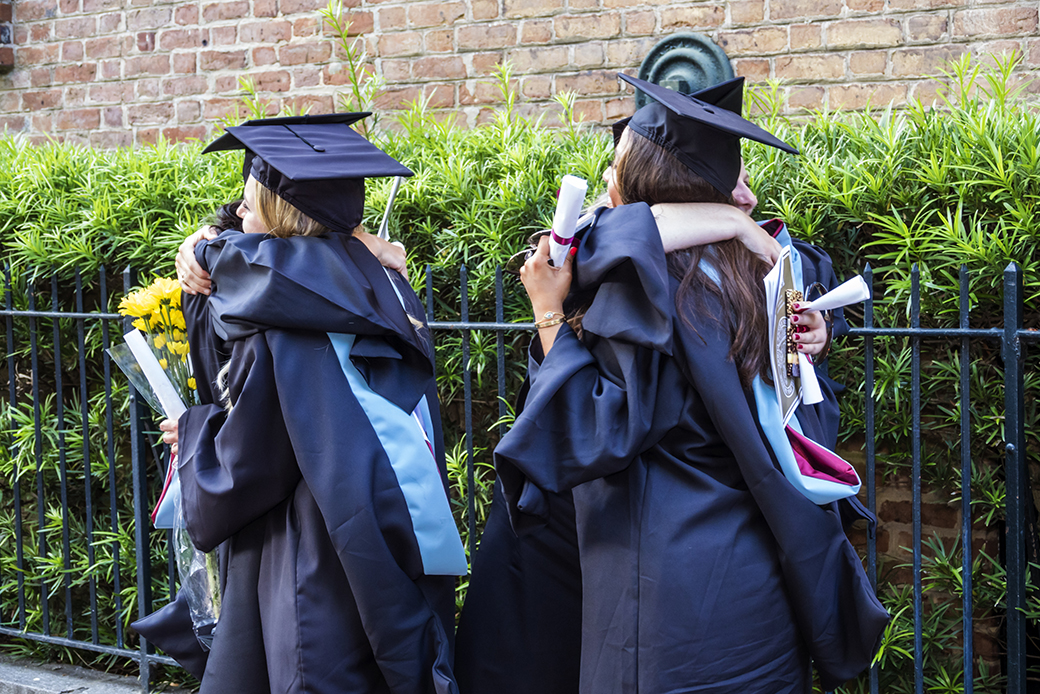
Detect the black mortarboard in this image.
<box><xmin>613</xmin><ymin>74</ymin><xmax>798</xmax><ymax>198</ymax></box>
<box><xmin>203</xmin><ymin>113</ymin><xmax>413</xmax><ymax>234</ymax></box>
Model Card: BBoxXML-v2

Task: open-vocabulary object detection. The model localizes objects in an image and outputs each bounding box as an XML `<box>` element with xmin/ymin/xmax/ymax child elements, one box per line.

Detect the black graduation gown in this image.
<box><xmin>140</xmin><ymin>230</ymin><xmax>460</xmax><ymax>694</ymax></box>
<box><xmin>487</xmin><ymin>203</ymin><xmax>888</xmax><ymax>694</ymax></box>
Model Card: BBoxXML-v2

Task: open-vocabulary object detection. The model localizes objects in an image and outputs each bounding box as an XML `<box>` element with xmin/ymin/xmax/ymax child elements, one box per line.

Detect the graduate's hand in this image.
<box><xmin>652</xmin><ymin>203</ymin><xmax>781</xmax><ymax>265</ymax></box>
<box><xmin>177</xmin><ymin>226</ymin><xmax>219</xmax><ymax>296</ymax></box>
<box><xmin>737</xmin><ymin>223</ymin><xmax>782</xmax><ymax>266</ymax></box>
<box><xmin>520</xmin><ymin>236</ymin><xmax>574</xmax><ymax>355</ymax></box>
<box><xmin>791</xmin><ymin>304</ymin><xmax>827</xmax><ymax>357</ymax></box>
<box><xmin>356</xmin><ymin>232</ymin><xmax>409</xmax><ymax>279</ymax></box>
<box><xmin>159</xmin><ymin>418</ymin><xmax>179</xmax><ymax>458</ymax></box>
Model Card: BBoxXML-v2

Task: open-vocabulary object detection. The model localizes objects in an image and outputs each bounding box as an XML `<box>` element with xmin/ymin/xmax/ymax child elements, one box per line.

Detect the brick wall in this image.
<box><xmin>0</xmin><ymin>0</ymin><xmax>1038</xmax><ymax>144</ymax></box>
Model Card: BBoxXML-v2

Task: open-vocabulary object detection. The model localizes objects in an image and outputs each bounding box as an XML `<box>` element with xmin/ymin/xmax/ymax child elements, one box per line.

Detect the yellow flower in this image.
<box><xmin>168</xmin><ymin>340</ymin><xmax>191</xmax><ymax>356</ymax></box>
<box><xmin>132</xmin><ymin>318</ymin><xmax>147</xmax><ymax>331</ymax></box>
<box><xmin>187</xmin><ymin>377</ymin><xmax>197</xmax><ymax>390</ymax></box>
<box><xmin>118</xmin><ymin>287</ymin><xmax>161</xmax><ymax>318</ymax></box>
<box><xmin>169</xmin><ymin>309</ymin><xmax>186</xmax><ymax>330</ymax></box>
<box><xmin>153</xmin><ymin>334</ymin><xmax>167</xmax><ymax>349</ymax></box>
<box><xmin>154</xmin><ymin>277</ymin><xmax>181</xmax><ymax>305</ymax></box>
<box><xmin>172</xmin><ymin>329</ymin><xmax>186</xmax><ymax>342</ymax></box>
<box><xmin>159</xmin><ymin>358</ymin><xmax>168</xmax><ymax>369</ymax></box>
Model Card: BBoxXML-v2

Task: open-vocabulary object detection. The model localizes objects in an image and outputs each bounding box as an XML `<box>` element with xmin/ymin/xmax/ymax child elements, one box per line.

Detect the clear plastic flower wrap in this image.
<box><xmin>173</xmin><ymin>491</ymin><xmax>222</xmax><ymax>651</ymax></box>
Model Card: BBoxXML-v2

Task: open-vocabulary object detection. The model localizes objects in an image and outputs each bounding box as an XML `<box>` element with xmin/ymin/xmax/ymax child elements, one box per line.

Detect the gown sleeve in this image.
<box><xmin>177</xmin><ymin>335</ymin><xmax>302</xmax><ymax>553</ymax></box>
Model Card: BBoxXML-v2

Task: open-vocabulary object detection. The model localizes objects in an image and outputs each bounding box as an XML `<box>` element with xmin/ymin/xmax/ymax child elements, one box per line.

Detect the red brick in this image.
<box><xmin>555</xmin><ymin>12</ymin><xmax>620</xmax><ymax>40</ymax></box>
<box><xmin>661</xmin><ymin>5</ymin><xmax>725</xmax><ymax>31</ymax></box>
<box><xmin>163</xmin><ymin>75</ymin><xmax>207</xmax><ymax>96</ymax></box>
<box><xmin>605</xmin><ymin>37</ymin><xmax>654</xmax><ymax>66</ymax></box>
<box><xmin>82</xmin><ymin>0</ymin><xmax>120</xmax><ymax>12</ymax></box>
<box><xmin>65</xmin><ymin>86</ymin><xmax>88</xmax><ymax>108</ymax></box>
<box><xmin>378</xmin><ymin>6</ymin><xmax>405</xmax><ymax>28</ymax></box>
<box><xmin>291</xmin><ymin>65</ymin><xmax>321</xmax><ymax>87</ymax></box>
<box><xmin>30</xmin><ymin>24</ymin><xmax>51</xmax><ymax>41</ymax></box>
<box><xmin>255</xmin><ymin>0</ymin><xmax>277</xmax><ymax>17</ymax></box>
<box><xmin>556</xmin><ymin>70</ymin><xmax>621</xmax><ymax>96</ymax></box>
<box><xmin>98</xmin><ymin>12</ymin><xmax>121</xmax><ymax>32</ymax></box>
<box><xmin>126</xmin><ymin>8</ymin><xmax>171</xmax><ymax>31</ymax></box>
<box><xmin>459</xmin><ymin>80</ymin><xmax>506</xmax><ymax>105</ymax></box>
<box><xmin>239</xmin><ymin>20</ymin><xmax>291</xmax><ymax>43</ymax></box>
<box><xmin>775</xmin><ymin>53</ymin><xmax>844</xmax><ymax>81</ymax></box>
<box><xmin>378</xmin><ymin>31</ymin><xmax>422</xmax><ymax>56</ymax></box>
<box><xmin>570</xmin><ymin>0</ymin><xmax>597</xmax><ymax>9</ymax></box>
<box><xmin>974</xmin><ymin>39</ymin><xmax>1024</xmax><ymax>67</ymax></box>
<box><xmin>849</xmin><ymin>50</ymin><xmax>886</xmax><ymax>75</ymax></box>
<box><xmin>414</xmin><ymin>55</ymin><xmax>466</xmax><ymax>79</ymax></box>
<box><xmin>423</xmin><ymin>83</ymin><xmax>455</xmax><ymax>108</ymax></box>
<box><xmin>137</xmin><ymin>31</ymin><xmax>155</xmax><ymax>52</ymax></box>
<box><xmin>210</xmin><ymin>26</ymin><xmax>237</xmax><ymax>45</ymax></box>
<box><xmin>1027</xmin><ymin>38</ymin><xmax>1040</xmax><ymax>67</ymax></box>
<box><xmin>718</xmin><ymin>27</ymin><xmax>787</xmax><ymax>55</ymax></box>
<box><xmin>575</xmin><ymin>42</ymin><xmax>605</xmax><ymax>68</ymax></box>
<box><xmin>604</xmin><ymin>96</ymin><xmax>634</xmax><ymax>120</ymax></box>
<box><xmin>55</xmin><ymin>16</ymin><xmax>96</xmax><ymax>39</ymax></box>
<box><xmin>89</xmin><ymin>131</ymin><xmax>132</xmax><ymax>148</ymax></box>
<box><xmin>473</xmin><ymin>0</ymin><xmax>498</xmax><ymax>20</ymax></box>
<box><xmin>56</xmin><ymin>107</ymin><xmax>100</xmax><ymax>130</ymax></box>
<box><xmin>828</xmin><ymin>82</ymin><xmax>908</xmax><ymax>109</ymax></box>
<box><xmin>504</xmin><ymin>0</ymin><xmax>563</xmax><ymax>19</ymax></box>
<box><xmin>908</xmin><ymin>14</ymin><xmax>948</xmax><ymax>42</ymax></box>
<box><xmin>102</xmin><ymin>105</ymin><xmax>122</xmax><ymax>127</ymax></box>
<box><xmin>730</xmin><ymin>0</ymin><xmax>763</xmax><ymax>23</ymax></box>
<box><xmin>100</xmin><ymin>59</ymin><xmax>121</xmax><ymax>79</ymax></box>
<box><xmin>88</xmin><ymin>81</ymin><xmax>134</xmax><ymax>103</ymax></box>
<box><xmin>159</xmin><ymin>28</ymin><xmax>201</xmax><ymax>51</ymax></box>
<box><xmin>54</xmin><ymin>62</ymin><xmax>97</xmax><ymax>83</ymax></box>
<box><xmin>374</xmin><ymin>85</ymin><xmax>423</xmax><ymax>109</ymax></box>
<box><xmin>135</xmin><ymin>77</ymin><xmax>160</xmax><ymax>98</ymax></box>
<box><xmin>279</xmin><ymin>0</ymin><xmax>325</xmax><ymax>12</ymax></box>
<box><xmin>574</xmin><ymin>98</ymin><xmax>603</xmax><ymax>123</ymax></box>
<box><xmin>31</xmin><ymin>113</ymin><xmax>54</xmax><ymax>132</ymax></box>
<box><xmin>625</xmin><ymin>10</ymin><xmax>655</xmax><ymax>35</ymax></box>
<box><xmin>382</xmin><ymin>58</ymin><xmax>411</xmax><ymax>81</ymax></box>
<box><xmin>136</xmin><ymin>128</ymin><xmax>160</xmax><ymax>146</ymax></box>
<box><xmin>214</xmin><ymin>74</ymin><xmax>238</xmax><ymax>91</ymax></box>
<box><xmin>162</xmin><ymin>125</ymin><xmax>208</xmax><ymax>143</ymax></box>
<box><xmin>0</xmin><ymin>92</ymin><xmax>17</xmax><ymax>111</ymax></box>
<box><xmin>0</xmin><ymin>0</ymin><xmax>12</xmax><ymax>20</ymax></box>
<box><xmin>953</xmin><ymin>8</ymin><xmax>1038</xmax><ymax>37</ymax></box>
<box><xmin>521</xmin><ymin>74</ymin><xmax>553</xmax><ymax>98</ymax></box>
<box><xmin>0</xmin><ymin>115</ymin><xmax>27</xmax><ymax>133</ymax></box>
<box><xmin>85</xmin><ymin>36</ymin><xmax>120</xmax><ymax>59</ymax></box>
<box><xmin>771</xmin><ymin>0</ymin><xmax>840</xmax><ymax>20</ymax></box>
<box><xmin>826</xmin><ymin>18</ymin><xmax>902</xmax><ymax>49</ymax></box>
<box><xmin>127</xmin><ymin>102</ymin><xmax>173</xmax><ymax>124</ymax></box>
<box><xmin>174</xmin><ymin>4</ymin><xmax>198</xmax><ymax>24</ymax></box>
<box><xmin>253</xmin><ymin>70</ymin><xmax>291</xmax><ymax>92</ymax></box>
<box><xmin>126</xmin><ymin>54</ymin><xmax>169</xmax><ymax>76</ymax></box>
<box><xmin>471</xmin><ymin>51</ymin><xmax>503</xmax><ymax>75</ymax></box>
<box><xmin>457</xmin><ymin>23</ymin><xmax>517</xmax><ymax>49</ymax></box>
<box><xmin>732</xmin><ymin>57</ymin><xmax>769</xmax><ymax>80</ymax></box>
<box><xmin>15</xmin><ymin>0</ymin><xmax>57</xmax><ymax>22</ymax></box>
<box><xmin>252</xmin><ymin>45</ymin><xmax>277</xmax><ymax>65</ymax></box>
<box><xmin>790</xmin><ymin>23</ymin><xmax>821</xmax><ymax>50</ymax></box>
<box><xmin>847</xmin><ymin>0</ymin><xmax>883</xmax><ymax>10</ymax></box>
<box><xmin>322</xmin><ymin>63</ymin><xmax>355</xmax><ymax>86</ymax></box>
<box><xmin>519</xmin><ymin>19</ymin><xmax>552</xmax><ymax>43</ymax></box>
<box><xmin>891</xmin><ymin>44</ymin><xmax>968</xmax><ymax>76</ymax></box>
<box><xmin>277</xmin><ymin>41</ymin><xmax>331</xmax><ymax>65</ymax></box>
<box><xmin>786</xmin><ymin>85</ymin><xmax>824</xmax><ymax>110</ymax></box>
<box><xmin>408</xmin><ymin>1</ymin><xmax>464</xmax><ymax>28</ymax></box>
<box><xmin>281</xmin><ymin>94</ymin><xmax>334</xmax><ymax>115</ymax></box>
<box><xmin>30</xmin><ymin>67</ymin><xmax>54</xmax><ymax>86</ymax></box>
<box><xmin>426</xmin><ymin>27</ymin><xmax>454</xmax><ymax>52</ymax></box>
<box><xmin>200</xmin><ymin>49</ymin><xmax>246</xmax><ymax>70</ymax></box>
<box><xmin>508</xmin><ymin>45</ymin><xmax>568</xmax><ymax>72</ymax></box>
<box><xmin>21</xmin><ymin>88</ymin><xmax>62</xmax><ymax>109</ymax></box>
<box><xmin>202</xmin><ymin>1</ymin><xmax>247</xmax><ymax>21</ymax></box>
<box><xmin>61</xmin><ymin>41</ymin><xmax>85</xmax><ymax>62</ymax></box>
<box><xmin>176</xmin><ymin>100</ymin><xmax>201</xmax><ymax>122</ymax></box>
<box><xmin>172</xmin><ymin>52</ymin><xmax>196</xmax><ymax>73</ymax></box>
<box><xmin>293</xmin><ymin>16</ymin><xmax>321</xmax><ymax>38</ymax></box>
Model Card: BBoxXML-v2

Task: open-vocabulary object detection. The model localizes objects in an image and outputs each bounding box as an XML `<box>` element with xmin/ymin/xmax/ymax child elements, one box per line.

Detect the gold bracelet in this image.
<box><xmin>534</xmin><ymin>311</ymin><xmax>565</xmax><ymax>329</ymax></box>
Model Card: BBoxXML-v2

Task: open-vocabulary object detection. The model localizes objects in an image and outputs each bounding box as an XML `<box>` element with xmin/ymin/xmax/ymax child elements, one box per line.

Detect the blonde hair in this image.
<box><xmin>254</xmin><ymin>182</ymin><xmax>339</xmax><ymax>238</ymax></box>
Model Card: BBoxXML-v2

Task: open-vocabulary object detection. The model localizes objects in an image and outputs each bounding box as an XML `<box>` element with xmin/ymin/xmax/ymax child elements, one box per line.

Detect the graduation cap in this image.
<box><xmin>203</xmin><ymin>113</ymin><xmax>413</xmax><ymax>234</ymax></box>
<box><xmin>613</xmin><ymin>74</ymin><xmax>798</xmax><ymax>198</ymax></box>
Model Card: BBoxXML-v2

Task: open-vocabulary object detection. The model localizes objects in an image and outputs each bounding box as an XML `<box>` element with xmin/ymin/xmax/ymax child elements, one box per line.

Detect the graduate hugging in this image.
<box><xmin>459</xmin><ymin>75</ymin><xmax>889</xmax><ymax>694</ymax></box>
<box><xmin>134</xmin><ymin>114</ymin><xmax>468</xmax><ymax>694</ymax></box>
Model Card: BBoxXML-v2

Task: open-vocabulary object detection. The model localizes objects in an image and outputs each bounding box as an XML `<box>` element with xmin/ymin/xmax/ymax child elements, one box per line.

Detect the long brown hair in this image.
<box><xmin>615</xmin><ymin>131</ymin><xmax>771</xmax><ymax>389</ymax></box>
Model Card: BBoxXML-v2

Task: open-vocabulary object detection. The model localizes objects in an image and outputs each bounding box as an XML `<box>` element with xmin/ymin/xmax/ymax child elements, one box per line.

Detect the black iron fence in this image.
<box><xmin>0</xmin><ymin>262</ymin><xmax>1035</xmax><ymax>693</ymax></box>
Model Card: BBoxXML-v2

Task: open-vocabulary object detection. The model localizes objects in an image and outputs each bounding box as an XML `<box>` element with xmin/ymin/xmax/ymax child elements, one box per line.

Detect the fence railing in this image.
<box><xmin>0</xmin><ymin>262</ymin><xmax>1034</xmax><ymax>693</ymax></box>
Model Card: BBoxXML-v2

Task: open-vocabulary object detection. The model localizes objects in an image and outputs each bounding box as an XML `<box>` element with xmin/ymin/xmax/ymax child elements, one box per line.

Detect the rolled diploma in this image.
<box><xmin>549</xmin><ymin>175</ymin><xmax>588</xmax><ymax>267</ymax></box>
<box><xmin>800</xmin><ymin>275</ymin><xmax>871</xmax><ymax>313</ymax></box>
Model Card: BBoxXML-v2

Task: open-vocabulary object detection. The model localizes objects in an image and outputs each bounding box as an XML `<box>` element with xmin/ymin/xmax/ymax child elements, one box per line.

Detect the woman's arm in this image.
<box><xmin>652</xmin><ymin>202</ymin><xmax>782</xmax><ymax>264</ymax></box>
<box><xmin>519</xmin><ymin>236</ymin><xmax>575</xmax><ymax>356</ymax></box>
